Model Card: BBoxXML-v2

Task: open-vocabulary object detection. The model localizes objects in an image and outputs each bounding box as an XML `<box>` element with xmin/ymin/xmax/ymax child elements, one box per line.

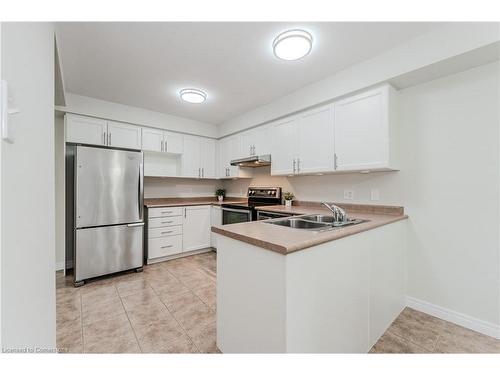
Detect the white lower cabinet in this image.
<box><xmin>211</xmin><ymin>206</ymin><xmax>222</xmax><ymax>248</ymax></box>
<box><xmin>183</xmin><ymin>205</ymin><xmax>211</xmax><ymax>252</ymax></box>
<box><xmin>147</xmin><ymin>208</ymin><xmax>184</xmax><ymax>264</ymax></box>
<box><xmin>148</xmin><ymin>235</ymin><xmax>183</xmax><ymax>259</ymax></box>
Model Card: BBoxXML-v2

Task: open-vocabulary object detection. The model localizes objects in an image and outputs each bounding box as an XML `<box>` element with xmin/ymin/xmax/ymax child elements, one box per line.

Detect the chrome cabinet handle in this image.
<box><xmin>161</xmin><ymin>140</ymin><xmax>164</xmax><ymax>152</ymax></box>
<box><xmin>202</xmin><ymin>168</ymin><xmax>204</xmax><ymax>178</ymax></box>
<box><xmin>161</xmin><ymin>231</ymin><xmax>173</xmax><ymax>234</ymax></box>
<box><xmin>334</xmin><ymin>153</ymin><xmax>338</xmax><ymax>169</ymax></box>
<box><xmin>107</xmin><ymin>132</ymin><xmax>111</xmax><ymax>145</ymax></box>
<box><xmin>293</xmin><ymin>158</ymin><xmax>296</xmax><ymax>174</ymax></box>
<box><xmin>102</xmin><ymin>132</ymin><xmax>106</xmax><ymax>145</ymax></box>
<box><xmin>161</xmin><ymin>211</ymin><xmax>172</xmax><ymax>214</ymax></box>
<box><xmin>165</xmin><ymin>140</ymin><xmax>167</xmax><ymax>152</ymax></box>
<box><xmin>297</xmin><ymin>158</ymin><xmax>301</xmax><ymax>174</ymax></box>
<box><xmin>161</xmin><ymin>220</ymin><xmax>173</xmax><ymax>224</ymax></box>
<box><xmin>198</xmin><ymin>167</ymin><xmax>201</xmax><ymax>178</ymax></box>
<box><xmin>161</xmin><ymin>245</ymin><xmax>173</xmax><ymax>249</ymax></box>
<box><xmin>184</xmin><ymin>208</ymin><xmax>187</xmax><ymax>218</ymax></box>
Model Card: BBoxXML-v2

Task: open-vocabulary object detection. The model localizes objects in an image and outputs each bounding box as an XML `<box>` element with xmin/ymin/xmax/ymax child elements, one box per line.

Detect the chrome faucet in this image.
<box><xmin>321</xmin><ymin>202</ymin><xmax>347</xmax><ymax>222</ymax></box>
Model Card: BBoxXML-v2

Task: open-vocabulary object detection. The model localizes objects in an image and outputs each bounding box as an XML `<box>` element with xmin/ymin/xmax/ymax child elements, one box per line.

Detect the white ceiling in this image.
<box><xmin>56</xmin><ymin>22</ymin><xmax>442</xmax><ymax>125</ymax></box>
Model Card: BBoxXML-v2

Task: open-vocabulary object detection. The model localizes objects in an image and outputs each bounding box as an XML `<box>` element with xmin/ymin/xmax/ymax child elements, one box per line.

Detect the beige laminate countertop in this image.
<box><xmin>212</xmin><ymin>204</ymin><xmax>408</xmax><ymax>255</ymax></box>
<box><xmin>144</xmin><ymin>197</ymin><xmax>246</xmax><ymax>208</ymax></box>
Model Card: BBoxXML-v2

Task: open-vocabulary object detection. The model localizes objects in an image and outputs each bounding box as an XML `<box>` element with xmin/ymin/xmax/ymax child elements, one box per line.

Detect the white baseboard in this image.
<box><xmin>55</xmin><ymin>261</ymin><xmax>65</xmax><ymax>271</ymax></box>
<box><xmin>406</xmin><ymin>296</ymin><xmax>500</xmax><ymax>339</ymax></box>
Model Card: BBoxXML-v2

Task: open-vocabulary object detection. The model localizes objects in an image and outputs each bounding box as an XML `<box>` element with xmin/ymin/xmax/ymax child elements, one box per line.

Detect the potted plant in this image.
<box><xmin>215</xmin><ymin>188</ymin><xmax>226</xmax><ymax>202</ymax></box>
<box><xmin>283</xmin><ymin>191</ymin><xmax>295</xmax><ymax>207</ymax></box>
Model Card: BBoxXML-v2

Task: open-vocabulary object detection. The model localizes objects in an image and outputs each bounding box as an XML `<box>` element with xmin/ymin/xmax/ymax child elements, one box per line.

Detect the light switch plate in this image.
<box><xmin>343</xmin><ymin>190</ymin><xmax>354</xmax><ymax>200</ymax></box>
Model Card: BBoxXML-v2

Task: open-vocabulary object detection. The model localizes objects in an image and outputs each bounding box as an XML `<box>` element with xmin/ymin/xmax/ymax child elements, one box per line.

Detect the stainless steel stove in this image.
<box><xmin>221</xmin><ymin>187</ymin><xmax>282</xmax><ymax>224</ymax></box>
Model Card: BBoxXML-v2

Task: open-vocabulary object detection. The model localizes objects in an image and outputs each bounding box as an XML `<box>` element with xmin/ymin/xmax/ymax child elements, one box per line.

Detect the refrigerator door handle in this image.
<box><xmin>127</xmin><ymin>222</ymin><xmax>145</xmax><ymax>227</ymax></box>
<box><xmin>138</xmin><ymin>162</ymin><xmax>144</xmax><ymax>220</ymax></box>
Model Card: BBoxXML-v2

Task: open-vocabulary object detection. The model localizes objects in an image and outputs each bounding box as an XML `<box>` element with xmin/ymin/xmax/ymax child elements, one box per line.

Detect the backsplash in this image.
<box><xmin>144</xmin><ymin>177</ymin><xmax>223</xmax><ymax>199</ymax></box>
<box><xmin>222</xmin><ymin>167</ymin><xmax>404</xmax><ymax>205</ymax></box>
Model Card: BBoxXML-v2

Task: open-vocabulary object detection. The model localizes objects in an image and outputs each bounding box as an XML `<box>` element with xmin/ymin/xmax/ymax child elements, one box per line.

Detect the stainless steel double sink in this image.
<box><xmin>265</xmin><ymin>214</ymin><xmax>367</xmax><ymax>231</ymax></box>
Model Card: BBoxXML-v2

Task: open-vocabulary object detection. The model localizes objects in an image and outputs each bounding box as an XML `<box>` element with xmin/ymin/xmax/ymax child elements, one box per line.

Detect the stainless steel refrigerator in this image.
<box><xmin>66</xmin><ymin>145</ymin><xmax>144</xmax><ymax>286</ymax></box>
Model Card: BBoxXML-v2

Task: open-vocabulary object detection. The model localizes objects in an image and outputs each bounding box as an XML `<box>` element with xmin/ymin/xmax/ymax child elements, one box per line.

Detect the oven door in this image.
<box><xmin>222</xmin><ymin>207</ymin><xmax>252</xmax><ymax>224</ymax></box>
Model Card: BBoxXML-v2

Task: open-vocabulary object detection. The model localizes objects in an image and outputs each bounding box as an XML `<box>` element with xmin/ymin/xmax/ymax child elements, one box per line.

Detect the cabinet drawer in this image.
<box><xmin>148</xmin><ymin>235</ymin><xmax>183</xmax><ymax>259</ymax></box>
<box><xmin>148</xmin><ymin>225</ymin><xmax>182</xmax><ymax>239</ymax></box>
<box><xmin>148</xmin><ymin>206</ymin><xmax>183</xmax><ymax>218</ymax></box>
<box><xmin>148</xmin><ymin>216</ymin><xmax>183</xmax><ymax>228</ymax></box>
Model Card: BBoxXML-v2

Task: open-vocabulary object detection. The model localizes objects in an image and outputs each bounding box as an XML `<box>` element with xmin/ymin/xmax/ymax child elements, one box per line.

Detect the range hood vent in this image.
<box><xmin>230</xmin><ymin>154</ymin><xmax>271</xmax><ymax>168</ymax></box>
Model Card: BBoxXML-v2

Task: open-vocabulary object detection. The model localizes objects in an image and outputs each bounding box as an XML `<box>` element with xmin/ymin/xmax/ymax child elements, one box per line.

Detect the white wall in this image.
<box><xmin>144</xmin><ymin>177</ymin><xmax>221</xmax><ymax>199</ymax></box>
<box><xmin>224</xmin><ymin>62</ymin><xmax>500</xmax><ymax>329</ymax></box>
<box><xmin>60</xmin><ymin>92</ymin><xmax>218</xmax><ymax>138</ymax></box>
<box><xmin>54</xmin><ymin>115</ymin><xmax>65</xmax><ymax>270</ymax></box>
<box><xmin>1</xmin><ymin>23</ymin><xmax>56</xmax><ymax>350</ymax></box>
<box><xmin>218</xmin><ymin>23</ymin><xmax>499</xmax><ymax>137</ymax></box>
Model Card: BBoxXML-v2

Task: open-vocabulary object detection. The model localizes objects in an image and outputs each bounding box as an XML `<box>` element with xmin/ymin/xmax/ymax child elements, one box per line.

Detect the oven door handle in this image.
<box><xmin>222</xmin><ymin>207</ymin><xmax>251</xmax><ymax>214</ymax></box>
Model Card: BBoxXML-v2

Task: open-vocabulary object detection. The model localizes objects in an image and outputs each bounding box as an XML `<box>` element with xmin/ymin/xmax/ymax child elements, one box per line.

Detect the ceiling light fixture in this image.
<box><xmin>273</xmin><ymin>29</ymin><xmax>313</xmax><ymax>61</ymax></box>
<box><xmin>179</xmin><ymin>88</ymin><xmax>207</xmax><ymax>104</ymax></box>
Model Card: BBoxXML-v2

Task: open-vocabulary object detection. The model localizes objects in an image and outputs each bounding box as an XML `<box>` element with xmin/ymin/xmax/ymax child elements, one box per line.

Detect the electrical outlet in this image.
<box><xmin>343</xmin><ymin>190</ymin><xmax>354</xmax><ymax>200</ymax></box>
<box><xmin>371</xmin><ymin>189</ymin><xmax>380</xmax><ymax>201</ymax></box>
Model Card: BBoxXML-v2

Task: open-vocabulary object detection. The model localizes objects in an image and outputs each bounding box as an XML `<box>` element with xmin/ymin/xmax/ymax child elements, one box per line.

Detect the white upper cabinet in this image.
<box><xmin>181</xmin><ymin>135</ymin><xmax>202</xmax><ymax>178</ymax></box>
<box><xmin>106</xmin><ymin>121</ymin><xmax>142</xmax><ymax>150</ymax></box>
<box><xmin>297</xmin><ymin>105</ymin><xmax>335</xmax><ymax>174</ymax></box>
<box><xmin>65</xmin><ymin>114</ymin><xmax>108</xmax><ymax>146</ymax></box>
<box><xmin>181</xmin><ymin>135</ymin><xmax>216</xmax><ymax>179</ymax></box>
<box><xmin>164</xmin><ymin>131</ymin><xmax>183</xmax><ymax>154</ymax></box>
<box><xmin>271</xmin><ymin>105</ymin><xmax>335</xmax><ymax>176</ymax></box>
<box><xmin>271</xmin><ymin>117</ymin><xmax>299</xmax><ymax>175</ymax></box>
<box><xmin>241</xmin><ymin>125</ymin><xmax>271</xmax><ymax>157</ymax></box>
<box><xmin>218</xmin><ymin>134</ymin><xmax>252</xmax><ymax>179</ymax></box>
<box><xmin>141</xmin><ymin>127</ymin><xmax>163</xmax><ymax>152</ymax></box>
<box><xmin>142</xmin><ymin>128</ymin><xmax>183</xmax><ymax>154</ymax></box>
<box><xmin>201</xmin><ymin>138</ymin><xmax>217</xmax><ymax>179</ymax></box>
<box><xmin>334</xmin><ymin>85</ymin><xmax>394</xmax><ymax>171</ymax></box>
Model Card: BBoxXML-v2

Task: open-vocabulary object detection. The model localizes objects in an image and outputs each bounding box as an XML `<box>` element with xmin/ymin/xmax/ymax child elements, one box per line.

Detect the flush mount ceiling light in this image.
<box><xmin>273</xmin><ymin>29</ymin><xmax>313</xmax><ymax>61</ymax></box>
<box><xmin>179</xmin><ymin>88</ymin><xmax>207</xmax><ymax>104</ymax></box>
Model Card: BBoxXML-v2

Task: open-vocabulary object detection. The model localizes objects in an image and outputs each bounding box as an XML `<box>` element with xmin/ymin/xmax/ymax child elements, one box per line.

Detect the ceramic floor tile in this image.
<box><xmin>385</xmin><ymin>307</ymin><xmax>445</xmax><ymax>351</ymax></box>
<box><xmin>120</xmin><ymin>287</ymin><xmax>161</xmax><ymax>311</ymax></box>
<box><xmin>83</xmin><ymin>313</ymin><xmax>140</xmax><ymax>353</ymax></box>
<box><xmin>115</xmin><ymin>276</ymin><xmax>151</xmax><ymax>298</ymax></box>
<box><xmin>135</xmin><ymin>318</ymin><xmax>186</xmax><ymax>351</ymax></box>
<box><xmin>82</xmin><ymin>298</ymin><xmax>126</xmax><ymax>325</ymax></box>
<box><xmin>370</xmin><ymin>331</ymin><xmax>429</xmax><ymax>353</ymax></box>
<box><xmin>435</xmin><ymin>322</ymin><xmax>500</xmax><ymax>353</ymax></box>
<box><xmin>192</xmin><ymin>286</ymin><xmax>216</xmax><ymax>310</ymax></box>
<box><xmin>81</xmin><ymin>284</ymin><xmax>119</xmax><ymax>307</ymax></box>
<box><xmin>186</xmin><ymin>321</ymin><xmax>219</xmax><ymax>353</ymax></box>
<box><xmin>57</xmin><ymin>325</ymin><xmax>83</xmax><ymax>354</ymax></box>
<box><xmin>140</xmin><ymin>334</ymin><xmax>198</xmax><ymax>354</ymax></box>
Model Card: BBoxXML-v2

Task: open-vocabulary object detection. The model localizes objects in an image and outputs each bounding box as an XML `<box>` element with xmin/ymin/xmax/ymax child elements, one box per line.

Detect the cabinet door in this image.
<box><xmin>164</xmin><ymin>131</ymin><xmax>184</xmax><ymax>154</ymax></box>
<box><xmin>183</xmin><ymin>206</ymin><xmax>211</xmax><ymax>252</ymax></box>
<box><xmin>107</xmin><ymin>121</ymin><xmax>142</xmax><ymax>150</ymax></box>
<box><xmin>241</xmin><ymin>129</ymin><xmax>255</xmax><ymax>157</ymax></box>
<box><xmin>228</xmin><ymin>135</ymin><xmax>243</xmax><ymax>177</ymax></box>
<box><xmin>297</xmin><ymin>104</ymin><xmax>335</xmax><ymax>174</ymax></box>
<box><xmin>334</xmin><ymin>87</ymin><xmax>389</xmax><ymax>171</ymax></box>
<box><xmin>211</xmin><ymin>206</ymin><xmax>222</xmax><ymax>248</ymax></box>
<box><xmin>201</xmin><ymin>138</ymin><xmax>217</xmax><ymax>179</ymax></box>
<box><xmin>65</xmin><ymin>114</ymin><xmax>107</xmax><ymax>146</ymax></box>
<box><xmin>181</xmin><ymin>136</ymin><xmax>201</xmax><ymax>177</ymax></box>
<box><xmin>218</xmin><ymin>136</ymin><xmax>232</xmax><ymax>178</ymax></box>
<box><xmin>141</xmin><ymin>127</ymin><xmax>164</xmax><ymax>152</ymax></box>
<box><xmin>270</xmin><ymin>117</ymin><xmax>298</xmax><ymax>176</ymax></box>
<box><xmin>253</xmin><ymin>125</ymin><xmax>272</xmax><ymax>155</ymax></box>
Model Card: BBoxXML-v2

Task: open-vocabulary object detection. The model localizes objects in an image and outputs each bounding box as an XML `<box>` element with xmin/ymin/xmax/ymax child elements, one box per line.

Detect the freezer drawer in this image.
<box><xmin>75</xmin><ymin>224</ymin><xmax>143</xmax><ymax>282</ymax></box>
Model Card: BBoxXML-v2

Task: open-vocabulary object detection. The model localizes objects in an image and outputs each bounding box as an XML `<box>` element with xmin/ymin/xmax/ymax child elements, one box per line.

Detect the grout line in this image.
<box><xmin>116</xmin><ymin>283</ymin><xmax>143</xmax><ymax>353</ymax></box>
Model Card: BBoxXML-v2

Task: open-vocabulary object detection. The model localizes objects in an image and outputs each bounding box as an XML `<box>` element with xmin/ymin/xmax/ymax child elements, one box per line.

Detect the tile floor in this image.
<box><xmin>56</xmin><ymin>251</ymin><xmax>500</xmax><ymax>354</ymax></box>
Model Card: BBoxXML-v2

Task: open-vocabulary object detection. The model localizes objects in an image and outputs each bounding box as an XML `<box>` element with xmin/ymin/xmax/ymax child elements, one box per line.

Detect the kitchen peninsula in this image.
<box><xmin>212</xmin><ymin>203</ymin><xmax>408</xmax><ymax>353</ymax></box>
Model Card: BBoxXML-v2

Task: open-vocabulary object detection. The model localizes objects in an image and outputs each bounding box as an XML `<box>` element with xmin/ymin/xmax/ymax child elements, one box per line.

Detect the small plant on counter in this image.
<box><xmin>283</xmin><ymin>191</ymin><xmax>295</xmax><ymax>207</ymax></box>
<box><xmin>215</xmin><ymin>188</ymin><xmax>226</xmax><ymax>202</ymax></box>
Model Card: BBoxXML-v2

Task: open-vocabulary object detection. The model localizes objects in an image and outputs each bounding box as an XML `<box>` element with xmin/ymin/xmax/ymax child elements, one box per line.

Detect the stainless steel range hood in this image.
<box><xmin>230</xmin><ymin>154</ymin><xmax>271</xmax><ymax>168</ymax></box>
